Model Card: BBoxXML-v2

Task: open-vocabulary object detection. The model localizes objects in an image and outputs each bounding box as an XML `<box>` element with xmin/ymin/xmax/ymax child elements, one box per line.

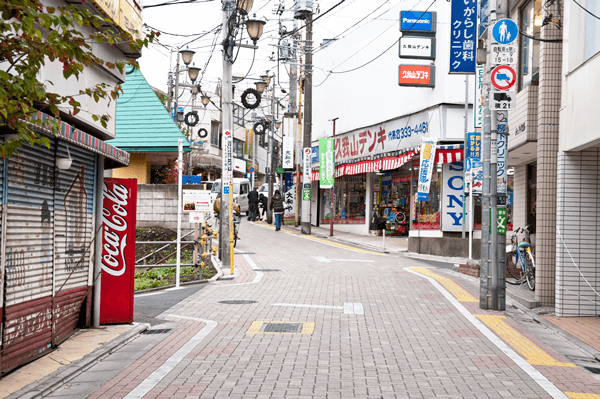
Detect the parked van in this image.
<box><xmin>210</xmin><ymin>178</ymin><xmax>251</xmax><ymax>214</ymax></box>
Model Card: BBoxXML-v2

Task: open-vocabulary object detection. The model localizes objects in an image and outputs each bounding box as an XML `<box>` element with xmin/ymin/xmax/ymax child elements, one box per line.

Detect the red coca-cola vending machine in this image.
<box><xmin>100</xmin><ymin>178</ymin><xmax>137</xmax><ymax>324</ymax></box>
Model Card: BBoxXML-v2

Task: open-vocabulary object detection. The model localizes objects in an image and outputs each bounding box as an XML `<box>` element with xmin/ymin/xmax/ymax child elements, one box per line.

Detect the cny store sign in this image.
<box><xmin>450</xmin><ymin>0</ymin><xmax>477</xmax><ymax>74</ymax></box>
<box><xmin>398</xmin><ymin>65</ymin><xmax>435</xmax><ymax>87</ymax></box>
<box><xmin>100</xmin><ymin>178</ymin><xmax>137</xmax><ymax>324</ymax></box>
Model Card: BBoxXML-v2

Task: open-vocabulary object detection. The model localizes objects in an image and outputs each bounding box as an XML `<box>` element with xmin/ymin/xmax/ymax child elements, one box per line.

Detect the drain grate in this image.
<box><xmin>253</xmin><ymin>269</ymin><xmax>280</xmax><ymax>272</ymax></box>
<box><xmin>260</xmin><ymin>323</ymin><xmax>303</xmax><ymax>333</ymax></box>
<box><xmin>584</xmin><ymin>367</ymin><xmax>600</xmax><ymax>374</ymax></box>
<box><xmin>143</xmin><ymin>329</ymin><xmax>172</xmax><ymax>335</ymax></box>
<box><xmin>218</xmin><ymin>300</ymin><xmax>257</xmax><ymax>305</ymax></box>
<box><xmin>235</xmin><ymin>252</ymin><xmax>256</xmax><ymax>255</ymax></box>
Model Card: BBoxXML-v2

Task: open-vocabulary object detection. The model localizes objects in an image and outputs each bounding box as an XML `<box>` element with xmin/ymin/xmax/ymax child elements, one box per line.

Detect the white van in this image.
<box><xmin>210</xmin><ymin>178</ymin><xmax>251</xmax><ymax>214</ymax></box>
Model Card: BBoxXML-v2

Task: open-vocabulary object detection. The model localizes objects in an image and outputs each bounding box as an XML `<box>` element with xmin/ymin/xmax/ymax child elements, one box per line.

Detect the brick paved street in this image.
<box><xmin>43</xmin><ymin>221</ymin><xmax>600</xmax><ymax>398</ymax></box>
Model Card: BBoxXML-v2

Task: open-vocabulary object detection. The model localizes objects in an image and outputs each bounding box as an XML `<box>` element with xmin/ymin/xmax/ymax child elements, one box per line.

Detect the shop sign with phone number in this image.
<box><xmin>387</xmin><ymin>122</ymin><xmax>429</xmax><ymax>140</ymax></box>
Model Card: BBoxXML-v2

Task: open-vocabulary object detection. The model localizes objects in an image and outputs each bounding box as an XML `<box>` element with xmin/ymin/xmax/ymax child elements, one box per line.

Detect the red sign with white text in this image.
<box><xmin>100</xmin><ymin>178</ymin><xmax>137</xmax><ymax>324</ymax></box>
<box><xmin>398</xmin><ymin>65</ymin><xmax>435</xmax><ymax>87</ymax></box>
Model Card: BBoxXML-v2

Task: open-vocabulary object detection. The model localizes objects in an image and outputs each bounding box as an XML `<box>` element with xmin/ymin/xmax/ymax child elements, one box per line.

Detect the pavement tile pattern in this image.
<box><xmin>34</xmin><ymin>221</ymin><xmax>600</xmax><ymax>398</ymax></box>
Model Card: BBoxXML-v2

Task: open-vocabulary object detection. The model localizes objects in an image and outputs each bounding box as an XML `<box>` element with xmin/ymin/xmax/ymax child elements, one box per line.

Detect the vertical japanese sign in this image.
<box><xmin>223</xmin><ymin>130</ymin><xmax>233</xmax><ymax>185</ymax></box>
<box><xmin>282</xmin><ymin>136</ymin><xmax>294</xmax><ymax>169</ymax></box>
<box><xmin>466</xmin><ymin>132</ymin><xmax>482</xmax><ymax>193</ymax></box>
<box><xmin>244</xmin><ymin>129</ymin><xmax>252</xmax><ymax>155</ymax></box>
<box><xmin>450</xmin><ymin>0</ymin><xmax>477</xmax><ymax>73</ymax></box>
<box><xmin>302</xmin><ymin>148</ymin><xmax>312</xmax><ymax>200</ymax></box>
<box><xmin>474</xmin><ymin>65</ymin><xmax>484</xmax><ymax>128</ymax></box>
<box><xmin>284</xmin><ymin>172</ymin><xmax>296</xmax><ymax>217</ymax></box>
<box><xmin>100</xmin><ymin>178</ymin><xmax>137</xmax><ymax>324</ymax></box>
<box><xmin>417</xmin><ymin>138</ymin><xmax>437</xmax><ymax>201</ymax></box>
<box><xmin>497</xmin><ymin>129</ymin><xmax>507</xmax><ymax>194</ymax></box>
<box><xmin>318</xmin><ymin>137</ymin><xmax>335</xmax><ymax>189</ymax></box>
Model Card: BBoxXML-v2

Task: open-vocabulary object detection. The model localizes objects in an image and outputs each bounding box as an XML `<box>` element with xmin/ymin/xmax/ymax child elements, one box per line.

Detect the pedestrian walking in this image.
<box><xmin>248</xmin><ymin>187</ymin><xmax>259</xmax><ymax>221</ymax></box>
<box><xmin>270</xmin><ymin>190</ymin><xmax>284</xmax><ymax>231</ymax></box>
<box><xmin>258</xmin><ymin>193</ymin><xmax>267</xmax><ymax>220</ymax></box>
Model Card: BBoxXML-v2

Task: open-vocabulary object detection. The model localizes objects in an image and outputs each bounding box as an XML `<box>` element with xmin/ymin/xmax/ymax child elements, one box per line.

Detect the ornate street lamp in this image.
<box><xmin>188</xmin><ymin>64</ymin><xmax>201</xmax><ymax>82</ymax></box>
<box><xmin>260</xmin><ymin>73</ymin><xmax>271</xmax><ymax>86</ymax></box>
<box><xmin>236</xmin><ymin>0</ymin><xmax>253</xmax><ymax>15</ymax></box>
<box><xmin>201</xmin><ymin>93</ymin><xmax>211</xmax><ymax>107</ymax></box>
<box><xmin>179</xmin><ymin>47</ymin><xmax>195</xmax><ymax>66</ymax></box>
<box><xmin>246</xmin><ymin>16</ymin><xmax>266</xmax><ymax>44</ymax></box>
<box><xmin>274</xmin><ymin>120</ymin><xmax>282</xmax><ymax>130</ymax></box>
<box><xmin>254</xmin><ymin>79</ymin><xmax>267</xmax><ymax>94</ymax></box>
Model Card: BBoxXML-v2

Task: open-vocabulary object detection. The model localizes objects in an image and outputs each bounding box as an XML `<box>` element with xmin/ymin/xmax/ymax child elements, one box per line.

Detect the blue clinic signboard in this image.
<box><xmin>450</xmin><ymin>0</ymin><xmax>477</xmax><ymax>74</ymax></box>
<box><xmin>400</xmin><ymin>11</ymin><xmax>436</xmax><ymax>33</ymax></box>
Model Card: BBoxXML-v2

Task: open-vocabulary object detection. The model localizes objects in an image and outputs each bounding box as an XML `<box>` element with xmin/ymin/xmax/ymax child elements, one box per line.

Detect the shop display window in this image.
<box><xmin>321</xmin><ymin>175</ymin><xmax>366</xmax><ymax>224</ymax></box>
<box><xmin>372</xmin><ymin>173</ymin><xmax>412</xmax><ymax>235</ymax></box>
<box><xmin>411</xmin><ymin>170</ymin><xmax>441</xmax><ymax>230</ymax></box>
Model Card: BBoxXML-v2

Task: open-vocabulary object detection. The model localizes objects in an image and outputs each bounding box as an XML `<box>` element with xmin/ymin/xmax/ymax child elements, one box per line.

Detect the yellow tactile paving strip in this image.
<box><xmin>565</xmin><ymin>393</ymin><xmax>600</xmax><ymax>399</ymax></box>
<box><xmin>246</xmin><ymin>321</ymin><xmax>315</xmax><ymax>335</ymax></box>
<box><xmin>410</xmin><ymin>268</ymin><xmax>478</xmax><ymax>302</ymax></box>
<box><xmin>474</xmin><ymin>315</ymin><xmax>577</xmax><ymax>368</ymax></box>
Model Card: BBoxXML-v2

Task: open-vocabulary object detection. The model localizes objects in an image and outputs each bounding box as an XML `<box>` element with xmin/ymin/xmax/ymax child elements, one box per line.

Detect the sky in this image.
<box><xmin>137</xmin><ymin>0</ymin><xmax>397</xmax><ymax>98</ymax></box>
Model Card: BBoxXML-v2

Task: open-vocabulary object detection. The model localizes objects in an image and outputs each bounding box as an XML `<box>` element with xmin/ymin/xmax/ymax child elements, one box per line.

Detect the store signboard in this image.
<box><xmin>449</xmin><ymin>0</ymin><xmax>477</xmax><ymax>74</ymax></box>
<box><xmin>466</xmin><ymin>132</ymin><xmax>482</xmax><ymax>193</ymax></box>
<box><xmin>244</xmin><ymin>129</ymin><xmax>252</xmax><ymax>155</ymax></box>
<box><xmin>319</xmin><ymin>138</ymin><xmax>335</xmax><ymax>188</ymax></box>
<box><xmin>399</xmin><ymin>36</ymin><xmax>436</xmax><ymax>59</ymax></box>
<box><xmin>311</xmin><ymin>146</ymin><xmax>319</xmax><ymax>163</ymax></box>
<box><xmin>474</xmin><ymin>66</ymin><xmax>484</xmax><ymax>128</ymax></box>
<box><xmin>183</xmin><ymin>190</ymin><xmax>212</xmax><ymax>213</ymax></box>
<box><xmin>400</xmin><ymin>11</ymin><xmax>436</xmax><ymax>33</ymax></box>
<box><xmin>222</xmin><ymin>130</ymin><xmax>233</xmax><ymax>185</ymax></box>
<box><xmin>417</xmin><ymin>138</ymin><xmax>437</xmax><ymax>201</ymax></box>
<box><xmin>398</xmin><ymin>65</ymin><xmax>435</xmax><ymax>87</ymax></box>
<box><xmin>283</xmin><ymin>136</ymin><xmax>294</xmax><ymax>169</ymax></box>
<box><xmin>442</xmin><ymin>162</ymin><xmax>471</xmax><ymax>232</ymax></box>
<box><xmin>497</xmin><ymin>130</ymin><xmax>507</xmax><ymax>194</ymax></box>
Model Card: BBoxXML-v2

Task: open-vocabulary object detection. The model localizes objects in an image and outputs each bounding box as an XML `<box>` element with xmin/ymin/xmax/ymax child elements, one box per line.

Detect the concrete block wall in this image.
<box><xmin>136</xmin><ymin>184</ymin><xmax>195</xmax><ymax>231</ymax></box>
<box><xmin>556</xmin><ymin>149</ymin><xmax>600</xmax><ymax>317</ymax></box>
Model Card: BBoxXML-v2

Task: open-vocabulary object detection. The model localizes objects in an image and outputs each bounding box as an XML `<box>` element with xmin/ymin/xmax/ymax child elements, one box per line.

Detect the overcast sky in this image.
<box><xmin>138</xmin><ymin>0</ymin><xmax>396</xmax><ymax>97</ymax></box>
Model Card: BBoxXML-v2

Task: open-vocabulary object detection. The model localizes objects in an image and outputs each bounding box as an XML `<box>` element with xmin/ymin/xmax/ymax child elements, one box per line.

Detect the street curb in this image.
<box><xmin>8</xmin><ymin>323</ymin><xmax>150</xmax><ymax>399</ymax></box>
<box><xmin>290</xmin><ymin>228</ymin><xmax>406</xmax><ymax>254</ymax></box>
<box><xmin>509</xmin><ymin>300</ymin><xmax>600</xmax><ymax>362</ymax></box>
<box><xmin>211</xmin><ymin>254</ymin><xmax>224</xmax><ymax>281</ymax></box>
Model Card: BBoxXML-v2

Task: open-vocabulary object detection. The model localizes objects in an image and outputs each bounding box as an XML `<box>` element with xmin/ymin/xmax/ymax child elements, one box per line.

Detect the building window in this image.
<box><xmin>585</xmin><ymin>0</ymin><xmax>600</xmax><ymax>60</ymax></box>
<box><xmin>321</xmin><ymin>175</ymin><xmax>367</xmax><ymax>224</ymax></box>
<box><xmin>519</xmin><ymin>0</ymin><xmax>541</xmax><ymax>90</ymax></box>
<box><xmin>233</xmin><ymin>138</ymin><xmax>244</xmax><ymax>158</ymax></box>
<box><xmin>211</xmin><ymin>121</ymin><xmax>221</xmax><ymax>148</ymax></box>
<box><xmin>233</xmin><ymin>104</ymin><xmax>245</xmax><ymax>127</ymax></box>
<box><xmin>259</xmin><ymin>132</ymin><xmax>268</xmax><ymax>149</ymax></box>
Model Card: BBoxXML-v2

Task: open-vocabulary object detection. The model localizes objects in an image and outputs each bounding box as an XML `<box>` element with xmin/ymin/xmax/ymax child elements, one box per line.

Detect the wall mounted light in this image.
<box><xmin>57</xmin><ymin>143</ymin><xmax>73</xmax><ymax>170</ymax></box>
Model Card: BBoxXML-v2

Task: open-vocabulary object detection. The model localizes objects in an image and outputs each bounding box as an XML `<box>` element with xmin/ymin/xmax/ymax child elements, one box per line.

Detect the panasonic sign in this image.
<box><xmin>399</xmin><ymin>11</ymin><xmax>436</xmax><ymax>33</ymax></box>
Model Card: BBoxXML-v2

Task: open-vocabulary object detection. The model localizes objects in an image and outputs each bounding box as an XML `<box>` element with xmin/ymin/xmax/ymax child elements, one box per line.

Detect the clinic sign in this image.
<box><xmin>450</xmin><ymin>0</ymin><xmax>476</xmax><ymax>73</ymax></box>
<box><xmin>400</xmin><ymin>11</ymin><xmax>437</xmax><ymax>33</ymax></box>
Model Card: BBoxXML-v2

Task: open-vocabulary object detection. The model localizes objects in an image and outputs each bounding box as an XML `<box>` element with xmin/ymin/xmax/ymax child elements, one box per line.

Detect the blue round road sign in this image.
<box><xmin>492</xmin><ymin>18</ymin><xmax>518</xmax><ymax>45</ymax></box>
<box><xmin>249</xmin><ymin>167</ymin><xmax>255</xmax><ymax>173</ymax></box>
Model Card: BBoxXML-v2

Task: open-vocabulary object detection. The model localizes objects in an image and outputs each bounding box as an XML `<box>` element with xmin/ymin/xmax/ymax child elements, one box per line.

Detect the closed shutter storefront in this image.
<box><xmin>1</xmin><ymin>140</ymin><xmax>97</xmax><ymax>373</ymax></box>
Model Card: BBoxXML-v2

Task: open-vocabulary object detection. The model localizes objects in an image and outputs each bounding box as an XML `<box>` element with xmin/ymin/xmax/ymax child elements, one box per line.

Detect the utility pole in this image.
<box><xmin>330</xmin><ymin>118</ymin><xmax>338</xmax><ymax>237</ymax></box>
<box><xmin>301</xmin><ymin>12</ymin><xmax>313</xmax><ymax>235</ymax></box>
<box><xmin>267</xmin><ymin>80</ymin><xmax>276</xmax><ymax>225</ymax></box>
<box><xmin>480</xmin><ymin>0</ymin><xmax>507</xmax><ymax>311</ymax></box>
<box><xmin>220</xmin><ymin>0</ymin><xmax>234</xmax><ymax>270</ymax></box>
<box><xmin>288</xmin><ymin>25</ymin><xmax>299</xmax><ymax>227</ymax></box>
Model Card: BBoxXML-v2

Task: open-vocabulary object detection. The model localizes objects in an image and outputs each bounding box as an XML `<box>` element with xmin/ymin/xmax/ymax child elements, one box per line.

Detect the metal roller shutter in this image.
<box><xmin>2</xmin><ymin>142</ymin><xmax>56</xmax><ymax>373</ymax></box>
<box><xmin>52</xmin><ymin>141</ymin><xmax>96</xmax><ymax>346</ymax></box>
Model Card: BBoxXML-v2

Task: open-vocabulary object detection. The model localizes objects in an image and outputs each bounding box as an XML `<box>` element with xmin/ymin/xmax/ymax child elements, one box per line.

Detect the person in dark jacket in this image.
<box><xmin>270</xmin><ymin>190</ymin><xmax>285</xmax><ymax>231</ymax></box>
<box><xmin>248</xmin><ymin>188</ymin><xmax>259</xmax><ymax>221</ymax></box>
<box><xmin>258</xmin><ymin>193</ymin><xmax>267</xmax><ymax>219</ymax></box>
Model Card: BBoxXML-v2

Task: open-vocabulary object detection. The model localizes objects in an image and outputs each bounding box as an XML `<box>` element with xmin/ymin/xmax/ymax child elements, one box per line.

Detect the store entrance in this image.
<box><xmin>373</xmin><ymin>173</ymin><xmax>411</xmax><ymax>236</ymax></box>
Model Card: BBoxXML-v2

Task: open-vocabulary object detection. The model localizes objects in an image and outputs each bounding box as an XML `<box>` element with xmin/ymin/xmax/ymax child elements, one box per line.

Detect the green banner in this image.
<box><xmin>319</xmin><ymin>137</ymin><xmax>335</xmax><ymax>189</ymax></box>
<box><xmin>302</xmin><ymin>189</ymin><xmax>311</xmax><ymax>201</ymax></box>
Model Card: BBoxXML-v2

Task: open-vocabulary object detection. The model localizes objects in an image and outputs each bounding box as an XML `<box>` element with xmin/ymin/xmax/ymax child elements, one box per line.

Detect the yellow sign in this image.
<box><xmin>90</xmin><ymin>0</ymin><xmax>143</xmax><ymax>39</ymax></box>
<box><xmin>244</xmin><ymin>129</ymin><xmax>253</xmax><ymax>155</ymax></box>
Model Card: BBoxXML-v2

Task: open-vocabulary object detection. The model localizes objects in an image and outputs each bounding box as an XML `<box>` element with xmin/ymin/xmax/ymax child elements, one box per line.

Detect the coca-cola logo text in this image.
<box><xmin>101</xmin><ymin>183</ymin><xmax>130</xmax><ymax>276</ymax></box>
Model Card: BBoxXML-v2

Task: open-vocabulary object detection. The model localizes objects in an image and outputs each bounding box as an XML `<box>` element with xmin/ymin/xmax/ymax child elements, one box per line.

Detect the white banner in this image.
<box><xmin>223</xmin><ymin>130</ymin><xmax>233</xmax><ymax>185</ymax></box>
<box><xmin>283</xmin><ymin>136</ymin><xmax>294</xmax><ymax>169</ymax></box>
<box><xmin>417</xmin><ymin>138</ymin><xmax>437</xmax><ymax>201</ymax></box>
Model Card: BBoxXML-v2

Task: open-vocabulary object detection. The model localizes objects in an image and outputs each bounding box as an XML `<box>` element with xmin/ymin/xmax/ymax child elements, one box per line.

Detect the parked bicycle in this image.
<box><xmin>506</xmin><ymin>225</ymin><xmax>536</xmax><ymax>290</ymax></box>
<box><xmin>233</xmin><ymin>214</ymin><xmax>241</xmax><ymax>247</ymax></box>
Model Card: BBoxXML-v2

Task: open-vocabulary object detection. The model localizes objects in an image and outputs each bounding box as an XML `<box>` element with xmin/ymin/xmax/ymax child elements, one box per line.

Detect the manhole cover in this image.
<box><xmin>260</xmin><ymin>323</ymin><xmax>303</xmax><ymax>333</ymax></box>
<box><xmin>143</xmin><ymin>329</ymin><xmax>172</xmax><ymax>335</ymax></box>
<box><xmin>254</xmin><ymin>269</ymin><xmax>280</xmax><ymax>272</ymax></box>
<box><xmin>218</xmin><ymin>300</ymin><xmax>257</xmax><ymax>304</ymax></box>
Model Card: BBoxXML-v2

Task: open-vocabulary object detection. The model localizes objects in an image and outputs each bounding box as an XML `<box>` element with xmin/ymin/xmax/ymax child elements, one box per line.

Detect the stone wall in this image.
<box><xmin>137</xmin><ymin>184</ymin><xmax>195</xmax><ymax>231</ymax></box>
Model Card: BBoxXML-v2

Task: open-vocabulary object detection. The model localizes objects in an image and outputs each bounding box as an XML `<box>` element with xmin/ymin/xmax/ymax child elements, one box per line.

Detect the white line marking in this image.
<box><xmin>135</xmin><ymin>292</ymin><xmax>166</xmax><ymax>298</ymax></box>
<box><xmin>353</xmin><ymin>303</ymin><xmax>364</xmax><ymax>314</ymax></box>
<box><xmin>404</xmin><ymin>267</ymin><xmax>568</xmax><ymax>399</ymax></box>
<box><xmin>124</xmin><ymin>315</ymin><xmax>217</xmax><ymax>399</ymax></box>
<box><xmin>313</xmin><ymin>256</ymin><xmax>331</xmax><ymax>262</ymax></box>
<box><xmin>272</xmin><ymin>303</ymin><xmax>343</xmax><ymax>310</ymax></box>
<box><xmin>343</xmin><ymin>303</ymin><xmax>354</xmax><ymax>314</ymax></box>
<box><xmin>331</xmin><ymin>259</ymin><xmax>375</xmax><ymax>262</ymax></box>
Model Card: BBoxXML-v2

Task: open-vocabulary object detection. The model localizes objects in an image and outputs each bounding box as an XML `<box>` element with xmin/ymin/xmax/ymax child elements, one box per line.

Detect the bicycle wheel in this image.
<box><xmin>234</xmin><ymin>233</ymin><xmax>238</xmax><ymax>248</ymax></box>
<box><xmin>506</xmin><ymin>251</ymin><xmax>522</xmax><ymax>280</ymax></box>
<box><xmin>525</xmin><ymin>251</ymin><xmax>535</xmax><ymax>291</ymax></box>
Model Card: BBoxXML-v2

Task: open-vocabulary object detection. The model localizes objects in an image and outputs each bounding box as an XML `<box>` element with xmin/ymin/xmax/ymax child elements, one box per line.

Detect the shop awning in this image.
<box><xmin>306</xmin><ymin>144</ymin><xmax>464</xmax><ymax>182</ymax></box>
<box><xmin>30</xmin><ymin>111</ymin><xmax>130</xmax><ymax>168</ymax></box>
